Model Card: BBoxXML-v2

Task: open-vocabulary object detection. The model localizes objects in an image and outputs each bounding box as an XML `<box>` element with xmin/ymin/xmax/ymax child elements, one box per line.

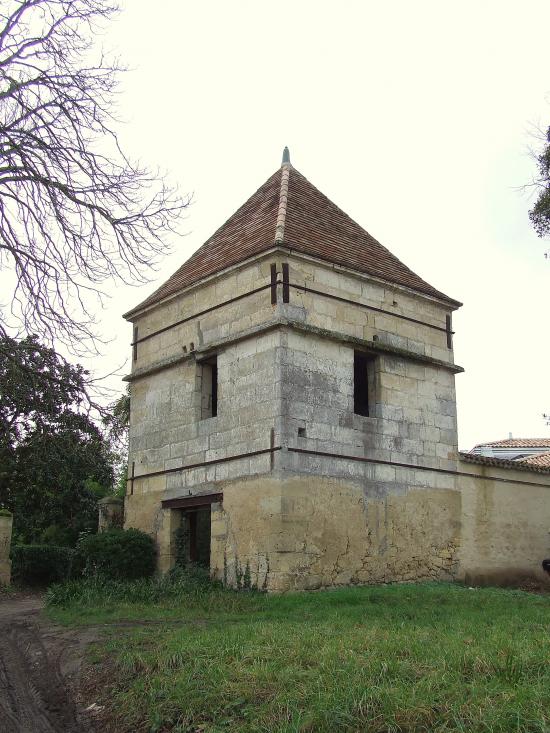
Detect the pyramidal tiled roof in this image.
<box><xmin>125</xmin><ymin>155</ymin><xmax>460</xmax><ymax>318</ymax></box>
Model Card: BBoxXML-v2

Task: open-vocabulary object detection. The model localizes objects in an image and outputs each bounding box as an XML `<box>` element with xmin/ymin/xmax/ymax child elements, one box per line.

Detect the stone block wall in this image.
<box><xmin>456</xmin><ymin>459</ymin><xmax>550</xmax><ymax>585</ymax></box>
<box><xmin>208</xmin><ymin>466</ymin><xmax>550</xmax><ymax>592</ymax></box>
<box><xmin>131</xmin><ymin>257</ymin><xmax>277</xmax><ymax>372</ymax></box>
<box><xmin>283</xmin><ymin>254</ymin><xmax>454</xmax><ymax>364</ymax></box>
<box><xmin>0</xmin><ymin>514</ymin><xmax>13</xmax><ymax>585</ymax></box>
<box><xmin>128</xmin><ymin>330</ymin><xmax>281</xmax><ymax>498</ymax></box>
<box><xmin>208</xmin><ymin>473</ymin><xmax>461</xmax><ymax>592</ymax></box>
<box><xmin>280</xmin><ymin>328</ymin><xmax>458</xmax><ymax>476</ymax></box>
<box><xmin>124</xmin><ymin>250</ymin><xmax>550</xmax><ymax>591</ymax></box>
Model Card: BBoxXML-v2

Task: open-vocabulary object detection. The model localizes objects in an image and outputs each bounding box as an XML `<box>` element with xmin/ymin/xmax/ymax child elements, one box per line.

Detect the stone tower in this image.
<box><xmin>123</xmin><ymin>149</ymin><xmax>469</xmax><ymax>591</ymax></box>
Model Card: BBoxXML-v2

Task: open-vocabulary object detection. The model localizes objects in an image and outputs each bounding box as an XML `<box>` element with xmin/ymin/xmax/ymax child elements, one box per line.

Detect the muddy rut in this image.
<box><xmin>0</xmin><ymin>597</ymin><xmax>96</xmax><ymax>733</ymax></box>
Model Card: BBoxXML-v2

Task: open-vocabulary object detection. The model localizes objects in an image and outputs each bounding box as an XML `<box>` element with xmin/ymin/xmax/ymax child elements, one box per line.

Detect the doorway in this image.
<box><xmin>174</xmin><ymin>506</ymin><xmax>211</xmax><ymax>568</ymax></box>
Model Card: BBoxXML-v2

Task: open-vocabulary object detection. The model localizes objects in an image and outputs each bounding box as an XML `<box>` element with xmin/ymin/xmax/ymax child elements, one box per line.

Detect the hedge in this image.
<box><xmin>78</xmin><ymin>528</ymin><xmax>156</xmax><ymax>580</ymax></box>
<box><xmin>11</xmin><ymin>545</ymin><xmax>77</xmax><ymax>586</ymax></box>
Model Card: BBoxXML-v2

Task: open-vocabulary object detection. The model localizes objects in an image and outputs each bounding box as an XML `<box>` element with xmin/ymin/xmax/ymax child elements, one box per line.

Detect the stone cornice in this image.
<box><xmin>124</xmin><ymin>316</ymin><xmax>463</xmax><ymax>383</ymax></box>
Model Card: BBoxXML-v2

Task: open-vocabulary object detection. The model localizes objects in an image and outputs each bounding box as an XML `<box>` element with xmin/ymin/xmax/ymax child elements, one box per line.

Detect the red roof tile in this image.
<box><xmin>473</xmin><ymin>439</ymin><xmax>550</xmax><ymax>449</ymax></box>
<box><xmin>516</xmin><ymin>452</ymin><xmax>550</xmax><ymax>468</ymax></box>
<box><xmin>125</xmin><ymin>162</ymin><xmax>460</xmax><ymax>318</ymax></box>
<box><xmin>459</xmin><ymin>451</ymin><xmax>550</xmax><ymax>474</ymax></box>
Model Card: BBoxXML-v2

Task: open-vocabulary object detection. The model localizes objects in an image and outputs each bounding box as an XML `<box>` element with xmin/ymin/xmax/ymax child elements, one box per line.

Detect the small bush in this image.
<box><xmin>40</xmin><ymin>524</ymin><xmax>73</xmax><ymax>546</ymax></box>
<box><xmin>78</xmin><ymin>528</ymin><xmax>156</xmax><ymax>580</ymax></box>
<box><xmin>0</xmin><ymin>508</ymin><xmax>12</xmax><ymax>517</ymax></box>
<box><xmin>11</xmin><ymin>545</ymin><xmax>76</xmax><ymax>586</ymax></box>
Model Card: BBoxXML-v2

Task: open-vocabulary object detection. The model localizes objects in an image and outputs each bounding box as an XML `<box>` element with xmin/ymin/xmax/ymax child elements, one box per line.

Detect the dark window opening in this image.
<box><xmin>297</xmin><ymin>427</ymin><xmax>306</xmax><ymax>438</ymax></box>
<box><xmin>201</xmin><ymin>356</ymin><xmax>218</xmax><ymax>419</ymax></box>
<box><xmin>354</xmin><ymin>351</ymin><xmax>376</xmax><ymax>417</ymax></box>
<box><xmin>132</xmin><ymin>326</ymin><xmax>138</xmax><ymax>362</ymax></box>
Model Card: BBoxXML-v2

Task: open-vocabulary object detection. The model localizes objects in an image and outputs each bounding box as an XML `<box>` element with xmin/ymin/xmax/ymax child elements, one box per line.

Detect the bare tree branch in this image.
<box><xmin>527</xmin><ymin>124</ymin><xmax>550</xmax><ymax>252</ymax></box>
<box><xmin>0</xmin><ymin>0</ymin><xmax>189</xmax><ymax>355</ymax></box>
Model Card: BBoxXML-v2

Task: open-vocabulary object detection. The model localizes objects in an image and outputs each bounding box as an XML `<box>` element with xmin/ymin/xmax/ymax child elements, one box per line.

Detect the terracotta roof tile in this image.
<box><xmin>516</xmin><ymin>452</ymin><xmax>550</xmax><ymax>468</ymax></box>
<box><xmin>473</xmin><ymin>438</ymin><xmax>550</xmax><ymax>449</ymax></box>
<box><xmin>125</xmin><ymin>162</ymin><xmax>460</xmax><ymax>318</ymax></box>
<box><xmin>459</xmin><ymin>451</ymin><xmax>550</xmax><ymax>474</ymax></box>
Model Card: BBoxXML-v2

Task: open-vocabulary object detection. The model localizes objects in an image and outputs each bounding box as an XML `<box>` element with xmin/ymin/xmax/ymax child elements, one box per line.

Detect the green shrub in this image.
<box><xmin>40</xmin><ymin>524</ymin><xmax>73</xmax><ymax>546</ymax></box>
<box><xmin>0</xmin><ymin>508</ymin><xmax>12</xmax><ymax>517</ymax></box>
<box><xmin>11</xmin><ymin>545</ymin><xmax>76</xmax><ymax>586</ymax></box>
<box><xmin>78</xmin><ymin>528</ymin><xmax>156</xmax><ymax>580</ymax></box>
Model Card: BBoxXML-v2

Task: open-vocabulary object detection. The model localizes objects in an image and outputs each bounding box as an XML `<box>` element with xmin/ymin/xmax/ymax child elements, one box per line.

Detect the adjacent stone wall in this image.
<box><xmin>98</xmin><ymin>497</ymin><xmax>124</xmax><ymax>531</ymax></box>
<box><xmin>456</xmin><ymin>459</ymin><xmax>550</xmax><ymax>585</ymax></box>
<box><xmin>0</xmin><ymin>513</ymin><xmax>13</xmax><ymax>586</ymax></box>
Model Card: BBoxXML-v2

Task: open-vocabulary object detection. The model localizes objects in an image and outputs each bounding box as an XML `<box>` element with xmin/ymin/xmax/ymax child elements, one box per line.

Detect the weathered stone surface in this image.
<box><xmin>123</xmin><ymin>254</ymin><xmax>550</xmax><ymax>590</ymax></box>
<box><xmin>0</xmin><ymin>514</ymin><xmax>13</xmax><ymax>585</ymax></box>
<box><xmin>98</xmin><ymin>497</ymin><xmax>124</xmax><ymax>532</ymax></box>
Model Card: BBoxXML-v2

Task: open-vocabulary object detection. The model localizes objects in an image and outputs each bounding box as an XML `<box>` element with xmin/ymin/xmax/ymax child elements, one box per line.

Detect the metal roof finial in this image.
<box><xmin>281</xmin><ymin>146</ymin><xmax>290</xmax><ymax>165</ymax></box>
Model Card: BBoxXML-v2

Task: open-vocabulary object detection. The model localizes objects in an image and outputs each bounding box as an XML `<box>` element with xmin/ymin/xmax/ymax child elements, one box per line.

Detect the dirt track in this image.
<box><xmin>0</xmin><ymin>596</ymin><xmax>98</xmax><ymax>733</ymax></box>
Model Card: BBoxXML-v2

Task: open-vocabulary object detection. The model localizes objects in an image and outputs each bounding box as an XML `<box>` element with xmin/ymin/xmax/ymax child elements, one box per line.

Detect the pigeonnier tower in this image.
<box><xmin>124</xmin><ymin>148</ymin><xmax>465</xmax><ymax>591</ymax></box>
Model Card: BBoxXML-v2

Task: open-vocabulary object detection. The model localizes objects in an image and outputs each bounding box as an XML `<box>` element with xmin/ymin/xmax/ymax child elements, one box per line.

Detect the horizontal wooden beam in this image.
<box><xmin>162</xmin><ymin>493</ymin><xmax>223</xmax><ymax>510</ymax></box>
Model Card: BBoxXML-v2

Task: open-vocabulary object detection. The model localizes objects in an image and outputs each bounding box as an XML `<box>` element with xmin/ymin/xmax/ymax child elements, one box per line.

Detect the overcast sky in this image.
<box><xmin>12</xmin><ymin>1</ymin><xmax>550</xmax><ymax>450</ymax></box>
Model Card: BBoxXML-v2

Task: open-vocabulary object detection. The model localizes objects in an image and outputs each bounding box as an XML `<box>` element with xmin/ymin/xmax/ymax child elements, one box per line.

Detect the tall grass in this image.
<box><xmin>48</xmin><ymin>580</ymin><xmax>550</xmax><ymax>732</ymax></box>
<box><xmin>46</xmin><ymin>567</ymin><xmax>267</xmax><ymax>623</ymax></box>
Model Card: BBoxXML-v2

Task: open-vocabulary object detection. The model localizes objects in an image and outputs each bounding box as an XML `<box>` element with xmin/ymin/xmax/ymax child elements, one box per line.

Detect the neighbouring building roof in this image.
<box><xmin>516</xmin><ymin>452</ymin><xmax>550</xmax><ymax>469</ymax></box>
<box><xmin>459</xmin><ymin>451</ymin><xmax>550</xmax><ymax>474</ymax></box>
<box><xmin>473</xmin><ymin>438</ymin><xmax>550</xmax><ymax>449</ymax></box>
<box><xmin>124</xmin><ymin>150</ymin><xmax>461</xmax><ymax>319</ymax></box>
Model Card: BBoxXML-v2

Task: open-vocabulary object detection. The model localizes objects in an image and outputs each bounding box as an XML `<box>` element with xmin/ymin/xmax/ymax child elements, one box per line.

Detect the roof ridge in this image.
<box><xmin>274</xmin><ymin>163</ymin><xmax>291</xmax><ymax>244</ymax></box>
<box><xmin>124</xmin><ymin>156</ymin><xmax>461</xmax><ymax>319</ymax></box>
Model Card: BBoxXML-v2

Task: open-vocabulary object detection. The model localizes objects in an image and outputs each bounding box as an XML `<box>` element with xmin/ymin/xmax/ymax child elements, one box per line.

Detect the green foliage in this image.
<box><xmin>0</xmin><ymin>335</ymin><xmax>115</xmax><ymax>545</ymax></box>
<box><xmin>173</xmin><ymin>525</ymin><xmax>189</xmax><ymax>567</ymax></box>
<box><xmin>47</xmin><ymin>583</ymin><xmax>550</xmax><ymax>733</ymax></box>
<box><xmin>77</xmin><ymin>528</ymin><xmax>156</xmax><ymax>580</ymax></box>
<box><xmin>40</xmin><ymin>524</ymin><xmax>73</xmax><ymax>547</ymax></box>
<box><xmin>0</xmin><ymin>508</ymin><xmax>12</xmax><ymax>517</ymax></box>
<box><xmin>103</xmin><ymin>387</ymin><xmax>130</xmax><ymax>499</ymax></box>
<box><xmin>113</xmin><ymin>465</ymin><xmax>128</xmax><ymax>499</ymax></box>
<box><xmin>12</xmin><ymin>544</ymin><xmax>76</xmax><ymax>586</ymax></box>
<box><xmin>529</xmin><ymin>126</ymin><xmax>550</xmax><ymax>238</ymax></box>
<box><xmin>47</xmin><ymin>565</ymin><xmax>219</xmax><ymax>609</ymax></box>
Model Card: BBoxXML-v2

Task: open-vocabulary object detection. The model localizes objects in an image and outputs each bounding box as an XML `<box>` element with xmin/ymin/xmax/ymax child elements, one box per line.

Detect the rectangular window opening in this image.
<box><xmin>354</xmin><ymin>351</ymin><xmax>376</xmax><ymax>417</ymax></box>
<box><xmin>132</xmin><ymin>326</ymin><xmax>138</xmax><ymax>362</ymax></box>
<box><xmin>201</xmin><ymin>356</ymin><xmax>218</xmax><ymax>419</ymax></box>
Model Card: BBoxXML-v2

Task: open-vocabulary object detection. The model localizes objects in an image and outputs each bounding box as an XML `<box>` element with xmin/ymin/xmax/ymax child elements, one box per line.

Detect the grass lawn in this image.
<box><xmin>47</xmin><ymin>578</ymin><xmax>550</xmax><ymax>732</ymax></box>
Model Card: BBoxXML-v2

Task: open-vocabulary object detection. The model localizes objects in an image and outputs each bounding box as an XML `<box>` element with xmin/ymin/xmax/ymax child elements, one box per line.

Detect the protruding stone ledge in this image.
<box><xmin>124</xmin><ymin>317</ymin><xmax>464</xmax><ymax>383</ymax></box>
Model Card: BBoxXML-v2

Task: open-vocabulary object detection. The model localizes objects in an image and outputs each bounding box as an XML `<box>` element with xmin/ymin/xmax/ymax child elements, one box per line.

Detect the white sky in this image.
<box><xmin>10</xmin><ymin>0</ymin><xmax>550</xmax><ymax>450</ymax></box>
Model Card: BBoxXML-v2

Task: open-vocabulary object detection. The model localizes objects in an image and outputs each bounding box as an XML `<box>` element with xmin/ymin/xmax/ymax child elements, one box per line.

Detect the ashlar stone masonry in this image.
<box><xmin>123</xmin><ymin>151</ymin><xmax>550</xmax><ymax>591</ymax></box>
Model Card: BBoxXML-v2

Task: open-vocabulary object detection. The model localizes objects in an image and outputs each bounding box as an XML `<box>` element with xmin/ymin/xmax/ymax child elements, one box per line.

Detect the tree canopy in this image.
<box><xmin>0</xmin><ymin>335</ymin><xmax>114</xmax><ymax>544</ymax></box>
